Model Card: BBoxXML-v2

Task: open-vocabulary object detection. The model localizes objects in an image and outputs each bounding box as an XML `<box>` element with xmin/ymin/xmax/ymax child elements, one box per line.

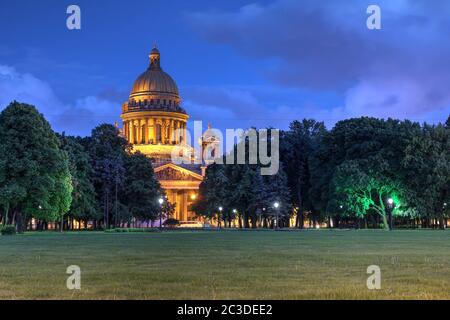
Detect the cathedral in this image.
<box><xmin>120</xmin><ymin>46</ymin><xmax>218</xmax><ymax>225</ymax></box>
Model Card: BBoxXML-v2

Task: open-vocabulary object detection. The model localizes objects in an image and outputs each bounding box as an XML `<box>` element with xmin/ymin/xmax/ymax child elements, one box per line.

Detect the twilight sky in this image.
<box><xmin>0</xmin><ymin>0</ymin><xmax>449</xmax><ymax>136</ymax></box>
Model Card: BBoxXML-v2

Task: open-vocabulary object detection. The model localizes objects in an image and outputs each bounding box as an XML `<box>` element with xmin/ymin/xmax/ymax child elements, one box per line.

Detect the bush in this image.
<box><xmin>163</xmin><ymin>218</ymin><xmax>180</xmax><ymax>228</ymax></box>
<box><xmin>1</xmin><ymin>225</ymin><xmax>16</xmax><ymax>235</ymax></box>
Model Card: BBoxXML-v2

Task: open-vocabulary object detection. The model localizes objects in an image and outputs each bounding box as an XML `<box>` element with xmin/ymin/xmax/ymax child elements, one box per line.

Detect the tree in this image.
<box><xmin>333</xmin><ymin>159</ymin><xmax>407</xmax><ymax>230</ymax></box>
<box><xmin>88</xmin><ymin>124</ymin><xmax>129</xmax><ymax>229</ymax></box>
<box><xmin>310</xmin><ymin>117</ymin><xmax>420</xmax><ymax>227</ymax></box>
<box><xmin>280</xmin><ymin>119</ymin><xmax>325</xmax><ymax>228</ymax></box>
<box><xmin>59</xmin><ymin>134</ymin><xmax>99</xmax><ymax>229</ymax></box>
<box><xmin>0</xmin><ymin>102</ymin><xmax>72</xmax><ymax>232</ymax></box>
<box><xmin>263</xmin><ymin>164</ymin><xmax>291</xmax><ymax>228</ymax></box>
<box><xmin>196</xmin><ymin>163</ymin><xmax>228</xmax><ymax>226</ymax></box>
<box><xmin>403</xmin><ymin>123</ymin><xmax>450</xmax><ymax>229</ymax></box>
<box><xmin>121</xmin><ymin>152</ymin><xmax>162</xmax><ymax>224</ymax></box>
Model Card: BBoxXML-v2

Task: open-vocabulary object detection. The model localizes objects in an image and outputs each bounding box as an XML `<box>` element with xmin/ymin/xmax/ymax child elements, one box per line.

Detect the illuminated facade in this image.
<box><xmin>120</xmin><ymin>47</ymin><xmax>215</xmax><ymax>224</ymax></box>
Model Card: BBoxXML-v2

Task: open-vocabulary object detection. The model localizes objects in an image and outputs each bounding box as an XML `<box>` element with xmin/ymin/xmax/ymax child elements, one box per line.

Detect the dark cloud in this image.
<box><xmin>187</xmin><ymin>0</ymin><xmax>450</xmax><ymax>123</ymax></box>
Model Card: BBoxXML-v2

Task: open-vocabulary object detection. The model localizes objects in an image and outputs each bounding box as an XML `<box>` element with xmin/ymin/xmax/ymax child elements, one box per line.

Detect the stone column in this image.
<box><xmin>170</xmin><ymin>119</ymin><xmax>174</xmax><ymax>144</ymax></box>
<box><xmin>154</xmin><ymin>119</ymin><xmax>158</xmax><ymax>143</ymax></box>
<box><xmin>129</xmin><ymin>121</ymin><xmax>135</xmax><ymax>144</ymax></box>
<box><xmin>182</xmin><ymin>191</ymin><xmax>188</xmax><ymax>221</ymax></box>
<box><xmin>182</xmin><ymin>122</ymin><xmax>186</xmax><ymax>143</ymax></box>
<box><xmin>174</xmin><ymin>121</ymin><xmax>179</xmax><ymax>144</ymax></box>
<box><xmin>138</xmin><ymin>120</ymin><xmax>142</xmax><ymax>144</ymax></box>
<box><xmin>144</xmin><ymin>119</ymin><xmax>149</xmax><ymax>144</ymax></box>
<box><xmin>148</xmin><ymin>118</ymin><xmax>153</xmax><ymax>144</ymax></box>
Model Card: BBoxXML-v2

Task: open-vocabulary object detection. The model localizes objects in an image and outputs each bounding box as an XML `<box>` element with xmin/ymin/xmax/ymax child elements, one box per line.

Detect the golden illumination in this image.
<box><xmin>120</xmin><ymin>46</ymin><xmax>207</xmax><ymax>224</ymax></box>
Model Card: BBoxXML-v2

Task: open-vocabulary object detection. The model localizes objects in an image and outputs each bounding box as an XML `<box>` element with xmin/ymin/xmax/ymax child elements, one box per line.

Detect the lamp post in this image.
<box><xmin>273</xmin><ymin>202</ymin><xmax>280</xmax><ymax>230</ymax></box>
<box><xmin>387</xmin><ymin>198</ymin><xmax>394</xmax><ymax>231</ymax></box>
<box><xmin>218</xmin><ymin>206</ymin><xmax>223</xmax><ymax>229</ymax></box>
<box><xmin>158</xmin><ymin>197</ymin><xmax>164</xmax><ymax>230</ymax></box>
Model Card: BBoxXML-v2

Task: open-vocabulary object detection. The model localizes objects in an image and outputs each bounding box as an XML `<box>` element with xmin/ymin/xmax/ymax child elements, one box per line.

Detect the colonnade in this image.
<box><xmin>123</xmin><ymin>118</ymin><xmax>186</xmax><ymax>145</ymax></box>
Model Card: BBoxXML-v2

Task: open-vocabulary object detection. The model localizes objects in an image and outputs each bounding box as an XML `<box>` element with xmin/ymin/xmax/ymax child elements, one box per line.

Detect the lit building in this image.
<box><xmin>120</xmin><ymin>46</ymin><xmax>216</xmax><ymax>224</ymax></box>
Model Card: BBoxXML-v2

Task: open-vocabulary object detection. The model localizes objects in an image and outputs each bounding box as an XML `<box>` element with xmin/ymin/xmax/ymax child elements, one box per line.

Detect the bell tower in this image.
<box><xmin>200</xmin><ymin>123</ymin><xmax>221</xmax><ymax>165</ymax></box>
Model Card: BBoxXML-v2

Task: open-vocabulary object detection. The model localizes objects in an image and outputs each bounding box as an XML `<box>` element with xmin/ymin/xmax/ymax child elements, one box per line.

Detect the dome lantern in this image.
<box><xmin>149</xmin><ymin>45</ymin><xmax>161</xmax><ymax>70</ymax></box>
<box><xmin>125</xmin><ymin>46</ymin><xmax>185</xmax><ymax>114</ymax></box>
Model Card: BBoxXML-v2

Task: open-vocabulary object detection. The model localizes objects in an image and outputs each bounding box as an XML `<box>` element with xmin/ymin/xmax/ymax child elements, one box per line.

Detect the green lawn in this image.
<box><xmin>0</xmin><ymin>230</ymin><xmax>449</xmax><ymax>299</ymax></box>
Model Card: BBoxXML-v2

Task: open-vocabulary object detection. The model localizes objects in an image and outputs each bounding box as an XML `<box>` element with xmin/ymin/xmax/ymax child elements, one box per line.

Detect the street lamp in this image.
<box><xmin>387</xmin><ymin>198</ymin><xmax>394</xmax><ymax>231</ymax></box>
<box><xmin>158</xmin><ymin>197</ymin><xmax>164</xmax><ymax>230</ymax></box>
<box><xmin>273</xmin><ymin>202</ymin><xmax>280</xmax><ymax>230</ymax></box>
<box><xmin>218</xmin><ymin>206</ymin><xmax>223</xmax><ymax>229</ymax></box>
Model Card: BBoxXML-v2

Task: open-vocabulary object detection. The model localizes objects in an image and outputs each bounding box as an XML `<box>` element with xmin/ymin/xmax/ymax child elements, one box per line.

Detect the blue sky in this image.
<box><xmin>0</xmin><ymin>0</ymin><xmax>449</xmax><ymax>136</ymax></box>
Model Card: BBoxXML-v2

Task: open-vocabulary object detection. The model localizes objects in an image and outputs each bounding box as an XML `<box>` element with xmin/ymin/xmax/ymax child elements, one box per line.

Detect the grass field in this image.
<box><xmin>0</xmin><ymin>230</ymin><xmax>449</xmax><ymax>299</ymax></box>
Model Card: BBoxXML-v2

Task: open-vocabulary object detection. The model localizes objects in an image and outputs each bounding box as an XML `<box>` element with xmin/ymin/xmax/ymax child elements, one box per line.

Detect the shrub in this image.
<box><xmin>164</xmin><ymin>218</ymin><xmax>180</xmax><ymax>228</ymax></box>
<box><xmin>1</xmin><ymin>225</ymin><xmax>16</xmax><ymax>235</ymax></box>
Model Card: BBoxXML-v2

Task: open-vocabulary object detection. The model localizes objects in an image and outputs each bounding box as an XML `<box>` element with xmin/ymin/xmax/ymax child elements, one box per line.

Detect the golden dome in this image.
<box><xmin>130</xmin><ymin>70</ymin><xmax>179</xmax><ymax>99</ymax></box>
<box><xmin>128</xmin><ymin>47</ymin><xmax>181</xmax><ymax>108</ymax></box>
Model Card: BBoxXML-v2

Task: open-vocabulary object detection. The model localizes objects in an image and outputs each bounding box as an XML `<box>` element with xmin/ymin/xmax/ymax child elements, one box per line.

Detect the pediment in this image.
<box><xmin>154</xmin><ymin>163</ymin><xmax>203</xmax><ymax>181</ymax></box>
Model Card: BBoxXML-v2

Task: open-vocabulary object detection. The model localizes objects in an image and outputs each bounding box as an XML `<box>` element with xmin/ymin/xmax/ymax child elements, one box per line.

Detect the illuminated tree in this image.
<box><xmin>333</xmin><ymin>159</ymin><xmax>407</xmax><ymax>230</ymax></box>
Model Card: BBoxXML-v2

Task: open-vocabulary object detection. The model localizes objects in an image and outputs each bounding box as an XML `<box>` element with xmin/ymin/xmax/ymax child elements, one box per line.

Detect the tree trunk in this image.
<box><xmin>439</xmin><ymin>216</ymin><xmax>445</xmax><ymax>230</ymax></box>
<box><xmin>15</xmin><ymin>210</ymin><xmax>24</xmax><ymax>233</ymax></box>
<box><xmin>381</xmin><ymin>213</ymin><xmax>389</xmax><ymax>231</ymax></box>
<box><xmin>3</xmin><ymin>203</ymin><xmax>9</xmax><ymax>225</ymax></box>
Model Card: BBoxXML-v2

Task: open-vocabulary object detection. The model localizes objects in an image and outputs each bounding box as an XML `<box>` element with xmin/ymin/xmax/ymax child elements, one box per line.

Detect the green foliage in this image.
<box><xmin>403</xmin><ymin>123</ymin><xmax>450</xmax><ymax>227</ymax></box>
<box><xmin>332</xmin><ymin>159</ymin><xmax>406</xmax><ymax>229</ymax></box>
<box><xmin>310</xmin><ymin>117</ymin><xmax>420</xmax><ymax>227</ymax></box>
<box><xmin>59</xmin><ymin>134</ymin><xmax>100</xmax><ymax>222</ymax></box>
<box><xmin>88</xmin><ymin>124</ymin><xmax>129</xmax><ymax>228</ymax></box>
<box><xmin>121</xmin><ymin>152</ymin><xmax>162</xmax><ymax>222</ymax></box>
<box><xmin>0</xmin><ymin>225</ymin><xmax>16</xmax><ymax>235</ymax></box>
<box><xmin>193</xmin><ymin>130</ymin><xmax>292</xmax><ymax>228</ymax></box>
<box><xmin>279</xmin><ymin>119</ymin><xmax>326</xmax><ymax>227</ymax></box>
<box><xmin>0</xmin><ymin>102</ymin><xmax>72</xmax><ymax>230</ymax></box>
